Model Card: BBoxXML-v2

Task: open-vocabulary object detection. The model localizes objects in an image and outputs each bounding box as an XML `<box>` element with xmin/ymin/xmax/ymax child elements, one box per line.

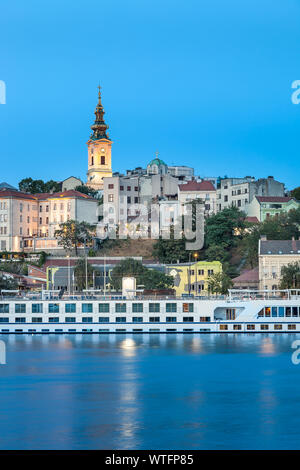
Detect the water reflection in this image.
<box><xmin>0</xmin><ymin>333</ymin><xmax>299</xmax><ymax>449</ymax></box>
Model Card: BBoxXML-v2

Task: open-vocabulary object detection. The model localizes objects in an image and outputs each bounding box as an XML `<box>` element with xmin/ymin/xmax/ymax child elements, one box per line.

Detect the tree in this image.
<box><xmin>291</xmin><ymin>187</ymin><xmax>300</xmax><ymax>200</ymax></box>
<box><xmin>74</xmin><ymin>258</ymin><xmax>94</xmax><ymax>291</ymax></box>
<box><xmin>19</xmin><ymin>178</ymin><xmax>60</xmax><ymax>193</ymax></box>
<box><xmin>55</xmin><ymin>220</ymin><xmax>95</xmax><ymax>255</ymax></box>
<box><xmin>205</xmin><ymin>243</ymin><xmax>230</xmax><ymax>263</ymax></box>
<box><xmin>207</xmin><ymin>271</ymin><xmax>233</xmax><ymax>295</ymax></box>
<box><xmin>75</xmin><ymin>185</ymin><xmax>98</xmax><ymax>198</ymax></box>
<box><xmin>205</xmin><ymin>207</ymin><xmax>246</xmax><ymax>248</ymax></box>
<box><xmin>110</xmin><ymin>258</ymin><xmax>174</xmax><ymax>291</ymax></box>
<box><xmin>0</xmin><ymin>273</ymin><xmax>18</xmax><ymax>290</ymax></box>
<box><xmin>279</xmin><ymin>262</ymin><xmax>300</xmax><ymax>289</ymax></box>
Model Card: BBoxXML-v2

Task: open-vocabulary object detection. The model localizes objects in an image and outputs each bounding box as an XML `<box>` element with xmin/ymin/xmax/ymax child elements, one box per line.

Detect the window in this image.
<box><xmin>82</xmin><ymin>317</ymin><xmax>93</xmax><ymax>323</ymax></box>
<box><xmin>32</xmin><ymin>317</ymin><xmax>42</xmax><ymax>323</ymax></box>
<box><xmin>132</xmin><ymin>303</ymin><xmax>143</xmax><ymax>313</ymax></box>
<box><xmin>274</xmin><ymin>324</ymin><xmax>282</xmax><ymax>330</ymax></box>
<box><xmin>264</xmin><ymin>307</ymin><xmax>271</xmax><ymax>317</ymax></box>
<box><xmin>115</xmin><ymin>303</ymin><xmax>126</xmax><ymax>313</ymax></box>
<box><xmin>120</xmin><ymin>185</ymin><xmax>124</xmax><ymax>191</ymax></box>
<box><xmin>82</xmin><ymin>304</ymin><xmax>93</xmax><ymax>313</ymax></box>
<box><xmin>260</xmin><ymin>325</ymin><xmax>269</xmax><ymax>330</ymax></box>
<box><xmin>0</xmin><ymin>318</ymin><xmax>9</xmax><ymax>323</ymax></box>
<box><xmin>49</xmin><ymin>317</ymin><xmax>59</xmax><ymax>323</ymax></box>
<box><xmin>198</xmin><ymin>269</ymin><xmax>204</xmax><ymax>275</ymax></box>
<box><xmin>208</xmin><ymin>270</ymin><xmax>214</xmax><ymax>276</ymax></box>
<box><xmin>149</xmin><ymin>317</ymin><xmax>160</xmax><ymax>322</ymax></box>
<box><xmin>99</xmin><ymin>303</ymin><xmax>109</xmax><ymax>313</ymax></box>
<box><xmin>166</xmin><ymin>303</ymin><xmax>177</xmax><ymax>313</ymax></box>
<box><xmin>183</xmin><ymin>303</ymin><xmax>193</xmax><ymax>313</ymax></box>
<box><xmin>200</xmin><ymin>317</ymin><xmax>210</xmax><ymax>322</ymax></box>
<box><xmin>101</xmin><ymin>156</ymin><xmax>105</xmax><ymax>165</ymax></box>
<box><xmin>99</xmin><ymin>317</ymin><xmax>110</xmax><ymax>323</ymax></box>
<box><xmin>183</xmin><ymin>317</ymin><xmax>194</xmax><ymax>322</ymax></box>
<box><xmin>0</xmin><ymin>304</ymin><xmax>8</xmax><ymax>314</ymax></box>
<box><xmin>108</xmin><ymin>184</ymin><xmax>114</xmax><ymax>189</ymax></box>
<box><xmin>247</xmin><ymin>324</ymin><xmax>255</xmax><ymax>330</ymax></box>
<box><xmin>108</xmin><ymin>194</ymin><xmax>114</xmax><ymax>202</ymax></box>
<box><xmin>132</xmin><ymin>317</ymin><xmax>143</xmax><ymax>323</ymax></box>
<box><xmin>220</xmin><ymin>324</ymin><xmax>228</xmax><ymax>330</ymax></box>
<box><xmin>286</xmin><ymin>307</ymin><xmax>291</xmax><ymax>317</ymax></box>
<box><xmin>166</xmin><ymin>317</ymin><xmax>177</xmax><ymax>322</ymax></box>
<box><xmin>149</xmin><ymin>303</ymin><xmax>160</xmax><ymax>313</ymax></box>
<box><xmin>15</xmin><ymin>317</ymin><xmax>26</xmax><ymax>323</ymax></box>
<box><xmin>65</xmin><ymin>317</ymin><xmax>76</xmax><ymax>323</ymax></box>
<box><xmin>288</xmin><ymin>324</ymin><xmax>296</xmax><ymax>330</ymax></box>
<box><xmin>32</xmin><ymin>304</ymin><xmax>43</xmax><ymax>313</ymax></box>
<box><xmin>65</xmin><ymin>303</ymin><xmax>76</xmax><ymax>313</ymax></box>
<box><xmin>49</xmin><ymin>303</ymin><xmax>59</xmax><ymax>313</ymax></box>
<box><xmin>233</xmin><ymin>325</ymin><xmax>242</xmax><ymax>330</ymax></box>
<box><xmin>292</xmin><ymin>307</ymin><xmax>298</xmax><ymax>317</ymax></box>
<box><xmin>116</xmin><ymin>317</ymin><xmax>126</xmax><ymax>322</ymax></box>
<box><xmin>127</xmin><ymin>196</ymin><xmax>131</xmax><ymax>203</ymax></box>
<box><xmin>15</xmin><ymin>304</ymin><xmax>26</xmax><ymax>314</ymax></box>
<box><xmin>127</xmin><ymin>186</ymin><xmax>131</xmax><ymax>191</ymax></box>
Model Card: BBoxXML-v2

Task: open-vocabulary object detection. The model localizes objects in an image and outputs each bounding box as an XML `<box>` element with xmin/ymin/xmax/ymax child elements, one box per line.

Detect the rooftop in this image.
<box><xmin>179</xmin><ymin>180</ymin><xmax>216</xmax><ymax>192</ymax></box>
<box><xmin>256</xmin><ymin>196</ymin><xmax>294</xmax><ymax>203</ymax></box>
<box><xmin>260</xmin><ymin>239</ymin><xmax>300</xmax><ymax>255</ymax></box>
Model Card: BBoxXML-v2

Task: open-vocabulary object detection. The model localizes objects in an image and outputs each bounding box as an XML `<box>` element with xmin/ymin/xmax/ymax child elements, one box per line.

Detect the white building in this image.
<box><xmin>178</xmin><ymin>180</ymin><xmax>217</xmax><ymax>215</ymax></box>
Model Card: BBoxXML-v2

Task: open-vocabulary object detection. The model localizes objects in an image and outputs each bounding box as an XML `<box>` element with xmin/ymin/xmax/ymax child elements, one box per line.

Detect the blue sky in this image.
<box><xmin>0</xmin><ymin>0</ymin><xmax>300</xmax><ymax>189</ymax></box>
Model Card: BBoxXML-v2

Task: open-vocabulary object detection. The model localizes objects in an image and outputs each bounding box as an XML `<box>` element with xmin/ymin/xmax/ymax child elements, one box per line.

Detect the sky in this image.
<box><xmin>0</xmin><ymin>0</ymin><xmax>300</xmax><ymax>189</ymax></box>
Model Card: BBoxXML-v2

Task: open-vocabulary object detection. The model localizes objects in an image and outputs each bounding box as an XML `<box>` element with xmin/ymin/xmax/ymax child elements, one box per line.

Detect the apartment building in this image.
<box><xmin>0</xmin><ymin>189</ymin><xmax>98</xmax><ymax>252</ymax></box>
<box><xmin>259</xmin><ymin>236</ymin><xmax>300</xmax><ymax>290</ymax></box>
<box><xmin>246</xmin><ymin>196</ymin><xmax>300</xmax><ymax>222</ymax></box>
<box><xmin>178</xmin><ymin>180</ymin><xmax>217</xmax><ymax>215</ymax></box>
<box><xmin>217</xmin><ymin>176</ymin><xmax>285</xmax><ymax>212</ymax></box>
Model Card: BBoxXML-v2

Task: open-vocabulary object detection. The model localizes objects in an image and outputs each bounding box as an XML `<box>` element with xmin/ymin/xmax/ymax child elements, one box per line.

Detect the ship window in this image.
<box><xmin>32</xmin><ymin>317</ymin><xmax>42</xmax><ymax>323</ymax></box>
<box><xmin>82</xmin><ymin>304</ymin><xmax>93</xmax><ymax>313</ymax></box>
<box><xmin>115</xmin><ymin>303</ymin><xmax>126</xmax><ymax>313</ymax></box>
<box><xmin>132</xmin><ymin>317</ymin><xmax>143</xmax><ymax>323</ymax></box>
<box><xmin>49</xmin><ymin>317</ymin><xmax>59</xmax><ymax>323</ymax></box>
<box><xmin>271</xmin><ymin>307</ymin><xmax>277</xmax><ymax>317</ymax></box>
<box><xmin>286</xmin><ymin>307</ymin><xmax>291</xmax><ymax>317</ymax></box>
<box><xmin>32</xmin><ymin>304</ymin><xmax>43</xmax><ymax>314</ymax></box>
<box><xmin>49</xmin><ymin>303</ymin><xmax>59</xmax><ymax>313</ymax></box>
<box><xmin>278</xmin><ymin>307</ymin><xmax>284</xmax><ymax>317</ymax></box>
<box><xmin>65</xmin><ymin>317</ymin><xmax>76</xmax><ymax>323</ymax></box>
<box><xmin>149</xmin><ymin>303</ymin><xmax>160</xmax><ymax>313</ymax></box>
<box><xmin>116</xmin><ymin>317</ymin><xmax>126</xmax><ymax>323</ymax></box>
<box><xmin>66</xmin><ymin>303</ymin><xmax>76</xmax><ymax>313</ymax></box>
<box><xmin>15</xmin><ymin>317</ymin><xmax>26</xmax><ymax>323</ymax></box>
<box><xmin>166</xmin><ymin>303</ymin><xmax>177</xmax><ymax>313</ymax></box>
<box><xmin>99</xmin><ymin>317</ymin><xmax>109</xmax><ymax>323</ymax></box>
<box><xmin>82</xmin><ymin>317</ymin><xmax>93</xmax><ymax>323</ymax></box>
<box><xmin>220</xmin><ymin>324</ymin><xmax>228</xmax><ymax>330</ymax></box>
<box><xmin>15</xmin><ymin>304</ymin><xmax>26</xmax><ymax>314</ymax></box>
<box><xmin>132</xmin><ymin>303</ymin><xmax>143</xmax><ymax>313</ymax></box>
<box><xmin>288</xmin><ymin>324</ymin><xmax>296</xmax><ymax>330</ymax></box>
<box><xmin>200</xmin><ymin>317</ymin><xmax>210</xmax><ymax>322</ymax></box>
<box><xmin>183</xmin><ymin>303</ymin><xmax>194</xmax><ymax>313</ymax></box>
<box><xmin>274</xmin><ymin>324</ymin><xmax>282</xmax><ymax>330</ymax></box>
<box><xmin>149</xmin><ymin>317</ymin><xmax>160</xmax><ymax>322</ymax></box>
<box><xmin>233</xmin><ymin>325</ymin><xmax>242</xmax><ymax>330</ymax></box>
<box><xmin>264</xmin><ymin>307</ymin><xmax>271</xmax><ymax>317</ymax></box>
<box><xmin>0</xmin><ymin>318</ymin><xmax>9</xmax><ymax>323</ymax></box>
<box><xmin>260</xmin><ymin>324</ymin><xmax>269</xmax><ymax>330</ymax></box>
<box><xmin>99</xmin><ymin>303</ymin><xmax>109</xmax><ymax>313</ymax></box>
<box><xmin>247</xmin><ymin>324</ymin><xmax>255</xmax><ymax>330</ymax></box>
<box><xmin>0</xmin><ymin>304</ymin><xmax>9</xmax><ymax>313</ymax></box>
<box><xmin>292</xmin><ymin>307</ymin><xmax>298</xmax><ymax>317</ymax></box>
<box><xmin>183</xmin><ymin>317</ymin><xmax>194</xmax><ymax>322</ymax></box>
<box><xmin>166</xmin><ymin>317</ymin><xmax>177</xmax><ymax>322</ymax></box>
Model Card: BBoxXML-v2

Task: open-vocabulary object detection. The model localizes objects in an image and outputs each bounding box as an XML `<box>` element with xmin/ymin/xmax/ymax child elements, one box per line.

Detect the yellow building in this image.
<box><xmin>166</xmin><ymin>260</ymin><xmax>222</xmax><ymax>296</ymax></box>
<box><xmin>87</xmin><ymin>86</ymin><xmax>113</xmax><ymax>190</ymax></box>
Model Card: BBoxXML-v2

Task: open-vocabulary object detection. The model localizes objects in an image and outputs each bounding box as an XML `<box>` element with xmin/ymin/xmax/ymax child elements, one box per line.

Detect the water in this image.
<box><xmin>0</xmin><ymin>333</ymin><xmax>300</xmax><ymax>450</ymax></box>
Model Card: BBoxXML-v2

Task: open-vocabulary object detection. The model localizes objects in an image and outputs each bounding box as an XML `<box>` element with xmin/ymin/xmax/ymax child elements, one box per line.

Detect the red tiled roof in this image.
<box><xmin>0</xmin><ymin>189</ymin><xmax>36</xmax><ymax>200</ymax></box>
<box><xmin>256</xmin><ymin>196</ymin><xmax>293</xmax><ymax>203</ymax></box>
<box><xmin>179</xmin><ymin>180</ymin><xmax>216</xmax><ymax>192</ymax></box>
<box><xmin>245</xmin><ymin>216</ymin><xmax>259</xmax><ymax>223</ymax></box>
<box><xmin>232</xmin><ymin>267</ymin><xmax>259</xmax><ymax>283</ymax></box>
<box><xmin>0</xmin><ymin>189</ymin><xmax>96</xmax><ymax>201</ymax></box>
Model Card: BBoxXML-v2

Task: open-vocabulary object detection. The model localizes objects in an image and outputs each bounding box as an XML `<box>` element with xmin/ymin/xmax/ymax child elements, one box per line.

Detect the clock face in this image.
<box><xmin>101</xmin><ymin>148</ymin><xmax>105</xmax><ymax>152</ymax></box>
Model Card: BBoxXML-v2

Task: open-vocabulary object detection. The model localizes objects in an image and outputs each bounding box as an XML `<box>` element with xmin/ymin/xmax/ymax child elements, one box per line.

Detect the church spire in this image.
<box><xmin>90</xmin><ymin>85</ymin><xmax>110</xmax><ymax>141</ymax></box>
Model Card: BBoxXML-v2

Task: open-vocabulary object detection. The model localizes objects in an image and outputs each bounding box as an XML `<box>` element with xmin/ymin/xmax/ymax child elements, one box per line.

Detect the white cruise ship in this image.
<box><xmin>0</xmin><ymin>288</ymin><xmax>299</xmax><ymax>334</ymax></box>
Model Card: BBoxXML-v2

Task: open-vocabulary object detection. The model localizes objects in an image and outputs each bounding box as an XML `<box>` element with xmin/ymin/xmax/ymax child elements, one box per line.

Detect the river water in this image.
<box><xmin>0</xmin><ymin>333</ymin><xmax>299</xmax><ymax>450</ymax></box>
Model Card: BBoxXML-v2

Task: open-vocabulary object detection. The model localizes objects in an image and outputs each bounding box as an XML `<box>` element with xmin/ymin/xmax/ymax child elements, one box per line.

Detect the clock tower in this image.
<box><xmin>87</xmin><ymin>86</ymin><xmax>113</xmax><ymax>190</ymax></box>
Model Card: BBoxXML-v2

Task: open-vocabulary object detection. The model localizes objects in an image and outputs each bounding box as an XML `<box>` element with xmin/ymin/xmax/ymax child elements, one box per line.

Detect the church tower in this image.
<box><xmin>87</xmin><ymin>86</ymin><xmax>112</xmax><ymax>190</ymax></box>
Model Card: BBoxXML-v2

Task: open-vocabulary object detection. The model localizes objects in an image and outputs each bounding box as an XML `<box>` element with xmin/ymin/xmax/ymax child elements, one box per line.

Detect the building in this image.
<box><xmin>167</xmin><ymin>166</ymin><xmax>194</xmax><ymax>180</ymax></box>
<box><xmin>259</xmin><ymin>236</ymin><xmax>300</xmax><ymax>290</ymax></box>
<box><xmin>61</xmin><ymin>176</ymin><xmax>83</xmax><ymax>192</ymax></box>
<box><xmin>87</xmin><ymin>86</ymin><xmax>113</xmax><ymax>190</ymax></box>
<box><xmin>0</xmin><ymin>189</ymin><xmax>98</xmax><ymax>253</ymax></box>
<box><xmin>232</xmin><ymin>267</ymin><xmax>259</xmax><ymax>290</ymax></box>
<box><xmin>178</xmin><ymin>180</ymin><xmax>217</xmax><ymax>215</ymax></box>
<box><xmin>103</xmin><ymin>175</ymin><xmax>140</xmax><ymax>226</ymax></box>
<box><xmin>166</xmin><ymin>261</ymin><xmax>222</xmax><ymax>296</ymax></box>
<box><xmin>246</xmin><ymin>196</ymin><xmax>300</xmax><ymax>222</ymax></box>
<box><xmin>217</xmin><ymin>176</ymin><xmax>285</xmax><ymax>212</ymax></box>
<box><xmin>146</xmin><ymin>157</ymin><xmax>168</xmax><ymax>175</ymax></box>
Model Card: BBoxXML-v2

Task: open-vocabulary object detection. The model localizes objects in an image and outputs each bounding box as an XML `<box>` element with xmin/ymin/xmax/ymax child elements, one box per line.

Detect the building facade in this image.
<box><xmin>246</xmin><ymin>196</ymin><xmax>300</xmax><ymax>222</ymax></box>
<box><xmin>259</xmin><ymin>237</ymin><xmax>300</xmax><ymax>290</ymax></box>
<box><xmin>178</xmin><ymin>180</ymin><xmax>217</xmax><ymax>215</ymax></box>
<box><xmin>166</xmin><ymin>261</ymin><xmax>222</xmax><ymax>296</ymax></box>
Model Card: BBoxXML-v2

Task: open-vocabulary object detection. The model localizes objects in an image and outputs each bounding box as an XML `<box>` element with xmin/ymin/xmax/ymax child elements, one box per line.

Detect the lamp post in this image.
<box><xmin>66</xmin><ymin>254</ymin><xmax>71</xmax><ymax>295</ymax></box>
<box><xmin>194</xmin><ymin>252</ymin><xmax>198</xmax><ymax>296</ymax></box>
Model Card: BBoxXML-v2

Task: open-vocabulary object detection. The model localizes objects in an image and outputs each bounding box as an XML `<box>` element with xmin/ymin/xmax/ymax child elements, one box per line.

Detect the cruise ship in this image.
<box><xmin>0</xmin><ymin>288</ymin><xmax>300</xmax><ymax>334</ymax></box>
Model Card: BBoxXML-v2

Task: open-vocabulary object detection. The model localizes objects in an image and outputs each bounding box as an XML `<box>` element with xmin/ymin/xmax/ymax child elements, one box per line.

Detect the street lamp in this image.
<box><xmin>194</xmin><ymin>252</ymin><xmax>198</xmax><ymax>296</ymax></box>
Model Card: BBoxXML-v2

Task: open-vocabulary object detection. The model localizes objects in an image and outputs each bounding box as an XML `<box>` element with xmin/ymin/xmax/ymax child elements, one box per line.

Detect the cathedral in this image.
<box><xmin>86</xmin><ymin>87</ymin><xmax>113</xmax><ymax>190</ymax></box>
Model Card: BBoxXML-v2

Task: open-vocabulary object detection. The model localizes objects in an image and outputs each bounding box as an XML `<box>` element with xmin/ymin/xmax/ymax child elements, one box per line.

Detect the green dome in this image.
<box><xmin>148</xmin><ymin>158</ymin><xmax>167</xmax><ymax>167</ymax></box>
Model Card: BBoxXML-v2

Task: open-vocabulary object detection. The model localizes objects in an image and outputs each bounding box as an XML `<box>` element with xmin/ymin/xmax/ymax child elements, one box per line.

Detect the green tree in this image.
<box><xmin>205</xmin><ymin>207</ymin><xmax>246</xmax><ymax>248</ymax></box>
<box><xmin>207</xmin><ymin>271</ymin><xmax>233</xmax><ymax>295</ymax></box>
<box><xmin>74</xmin><ymin>258</ymin><xmax>94</xmax><ymax>291</ymax></box>
<box><xmin>55</xmin><ymin>220</ymin><xmax>95</xmax><ymax>255</ymax></box>
<box><xmin>0</xmin><ymin>273</ymin><xmax>18</xmax><ymax>290</ymax></box>
<box><xmin>291</xmin><ymin>187</ymin><xmax>300</xmax><ymax>200</ymax></box>
<box><xmin>110</xmin><ymin>258</ymin><xmax>173</xmax><ymax>291</ymax></box>
<box><xmin>279</xmin><ymin>262</ymin><xmax>300</xmax><ymax>289</ymax></box>
<box><xmin>205</xmin><ymin>243</ymin><xmax>230</xmax><ymax>263</ymax></box>
<box><xmin>75</xmin><ymin>185</ymin><xmax>98</xmax><ymax>198</ymax></box>
<box><xmin>19</xmin><ymin>178</ymin><xmax>60</xmax><ymax>193</ymax></box>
